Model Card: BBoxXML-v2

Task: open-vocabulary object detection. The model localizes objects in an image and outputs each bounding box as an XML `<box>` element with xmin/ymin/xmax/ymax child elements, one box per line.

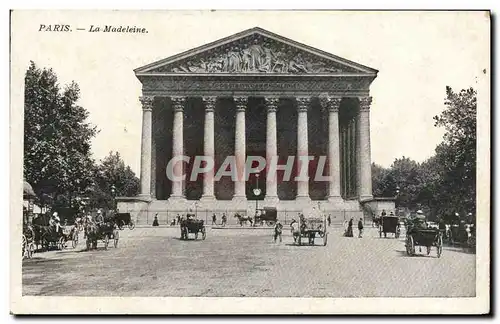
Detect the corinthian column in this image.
<box><xmin>264</xmin><ymin>97</ymin><xmax>279</xmax><ymax>203</ymax></box>
<box><xmin>320</xmin><ymin>97</ymin><xmax>343</xmax><ymax>203</ymax></box>
<box><xmin>296</xmin><ymin>97</ymin><xmax>311</xmax><ymax>201</ymax></box>
<box><xmin>201</xmin><ymin>96</ymin><xmax>216</xmax><ymax>201</ymax></box>
<box><xmin>170</xmin><ymin>96</ymin><xmax>186</xmax><ymax>201</ymax></box>
<box><xmin>358</xmin><ymin>97</ymin><xmax>373</xmax><ymax>201</ymax></box>
<box><xmin>233</xmin><ymin>96</ymin><xmax>247</xmax><ymax>201</ymax></box>
<box><xmin>139</xmin><ymin>96</ymin><xmax>153</xmax><ymax>199</ymax></box>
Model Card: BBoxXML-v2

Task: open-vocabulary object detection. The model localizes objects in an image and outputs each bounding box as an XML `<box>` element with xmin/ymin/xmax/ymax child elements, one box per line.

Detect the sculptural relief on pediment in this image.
<box><xmin>153</xmin><ymin>34</ymin><xmax>359</xmax><ymax>74</ymax></box>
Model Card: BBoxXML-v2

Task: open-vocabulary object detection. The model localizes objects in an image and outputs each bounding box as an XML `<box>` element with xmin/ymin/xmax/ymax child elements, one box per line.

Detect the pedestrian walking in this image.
<box><xmin>212</xmin><ymin>213</ymin><xmax>217</xmax><ymax>225</ymax></box>
<box><xmin>152</xmin><ymin>213</ymin><xmax>159</xmax><ymax>227</ymax></box>
<box><xmin>358</xmin><ymin>218</ymin><xmax>364</xmax><ymax>238</ymax></box>
<box><xmin>273</xmin><ymin>221</ymin><xmax>283</xmax><ymax>243</ymax></box>
<box><xmin>327</xmin><ymin>214</ymin><xmax>331</xmax><ymax>227</ymax></box>
<box><xmin>221</xmin><ymin>213</ymin><xmax>227</xmax><ymax>227</ymax></box>
<box><xmin>344</xmin><ymin>218</ymin><xmax>354</xmax><ymax>237</ymax></box>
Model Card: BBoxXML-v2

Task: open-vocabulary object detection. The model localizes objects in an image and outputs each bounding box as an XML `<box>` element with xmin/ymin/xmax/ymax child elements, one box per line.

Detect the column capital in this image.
<box><xmin>202</xmin><ymin>96</ymin><xmax>217</xmax><ymax>112</ymax></box>
<box><xmin>264</xmin><ymin>97</ymin><xmax>279</xmax><ymax>113</ymax></box>
<box><xmin>139</xmin><ymin>96</ymin><xmax>154</xmax><ymax>111</ymax></box>
<box><xmin>319</xmin><ymin>97</ymin><xmax>342</xmax><ymax>113</ymax></box>
<box><xmin>171</xmin><ymin>96</ymin><xmax>186</xmax><ymax>112</ymax></box>
<box><xmin>359</xmin><ymin>96</ymin><xmax>372</xmax><ymax>112</ymax></box>
<box><xmin>234</xmin><ymin>96</ymin><xmax>248</xmax><ymax>112</ymax></box>
<box><xmin>296</xmin><ymin>96</ymin><xmax>310</xmax><ymax>112</ymax></box>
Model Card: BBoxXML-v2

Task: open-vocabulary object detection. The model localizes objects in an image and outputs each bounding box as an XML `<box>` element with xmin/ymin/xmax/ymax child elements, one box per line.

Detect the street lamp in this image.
<box><xmin>252</xmin><ymin>173</ymin><xmax>262</xmax><ymax>213</ymax></box>
<box><xmin>111</xmin><ymin>184</ymin><xmax>116</xmax><ymax>211</ymax></box>
<box><xmin>395</xmin><ymin>185</ymin><xmax>401</xmax><ymax>216</ymax></box>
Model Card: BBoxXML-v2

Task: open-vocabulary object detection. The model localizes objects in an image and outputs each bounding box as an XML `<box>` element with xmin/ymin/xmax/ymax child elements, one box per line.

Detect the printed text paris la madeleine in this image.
<box><xmin>38</xmin><ymin>24</ymin><xmax>148</xmax><ymax>33</ymax></box>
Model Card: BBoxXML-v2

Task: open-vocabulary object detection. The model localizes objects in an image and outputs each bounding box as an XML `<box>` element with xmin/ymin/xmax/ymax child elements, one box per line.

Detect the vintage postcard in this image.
<box><xmin>10</xmin><ymin>10</ymin><xmax>490</xmax><ymax>314</ymax></box>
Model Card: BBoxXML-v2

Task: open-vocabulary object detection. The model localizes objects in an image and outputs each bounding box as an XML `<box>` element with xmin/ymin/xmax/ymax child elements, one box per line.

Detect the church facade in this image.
<box><xmin>117</xmin><ymin>27</ymin><xmax>379</xmax><ymax>223</ymax></box>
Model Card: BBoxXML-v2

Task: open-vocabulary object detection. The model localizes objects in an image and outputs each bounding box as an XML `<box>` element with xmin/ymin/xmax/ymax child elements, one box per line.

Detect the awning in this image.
<box><xmin>23</xmin><ymin>180</ymin><xmax>36</xmax><ymax>198</ymax></box>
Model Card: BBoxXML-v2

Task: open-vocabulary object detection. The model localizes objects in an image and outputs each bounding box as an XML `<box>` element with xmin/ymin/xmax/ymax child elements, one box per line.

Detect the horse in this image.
<box><xmin>84</xmin><ymin>222</ymin><xmax>99</xmax><ymax>250</ymax></box>
<box><xmin>234</xmin><ymin>213</ymin><xmax>253</xmax><ymax>227</ymax></box>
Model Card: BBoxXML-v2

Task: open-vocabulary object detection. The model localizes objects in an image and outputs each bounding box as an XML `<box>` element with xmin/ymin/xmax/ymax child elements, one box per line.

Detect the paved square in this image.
<box><xmin>22</xmin><ymin>226</ymin><xmax>475</xmax><ymax>297</ymax></box>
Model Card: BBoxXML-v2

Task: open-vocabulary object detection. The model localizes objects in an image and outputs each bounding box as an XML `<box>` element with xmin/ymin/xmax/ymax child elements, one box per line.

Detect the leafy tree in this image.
<box><xmin>87</xmin><ymin>151</ymin><xmax>140</xmax><ymax>210</ymax></box>
<box><xmin>24</xmin><ymin>61</ymin><xmax>97</xmax><ymax>207</ymax></box>
<box><xmin>432</xmin><ymin>86</ymin><xmax>476</xmax><ymax>217</ymax></box>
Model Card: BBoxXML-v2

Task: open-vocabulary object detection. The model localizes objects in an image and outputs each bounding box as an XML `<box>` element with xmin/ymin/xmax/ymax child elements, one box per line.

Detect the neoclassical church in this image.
<box><xmin>117</xmin><ymin>27</ymin><xmax>381</xmax><ymax>223</ymax></box>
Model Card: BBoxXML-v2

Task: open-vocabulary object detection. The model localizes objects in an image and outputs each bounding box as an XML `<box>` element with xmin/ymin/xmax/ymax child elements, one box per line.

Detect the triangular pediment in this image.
<box><xmin>135</xmin><ymin>27</ymin><xmax>378</xmax><ymax>75</ymax></box>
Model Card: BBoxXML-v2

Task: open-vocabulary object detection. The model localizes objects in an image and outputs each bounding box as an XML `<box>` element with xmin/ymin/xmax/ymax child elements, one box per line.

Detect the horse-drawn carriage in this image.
<box><xmin>292</xmin><ymin>214</ymin><xmax>328</xmax><ymax>246</ymax></box>
<box><xmin>405</xmin><ymin>225</ymin><xmax>443</xmax><ymax>258</ymax></box>
<box><xmin>85</xmin><ymin>220</ymin><xmax>119</xmax><ymax>250</ymax></box>
<box><xmin>180</xmin><ymin>215</ymin><xmax>206</xmax><ymax>240</ymax></box>
<box><xmin>113</xmin><ymin>212</ymin><xmax>136</xmax><ymax>230</ymax></box>
<box><xmin>379</xmin><ymin>215</ymin><xmax>401</xmax><ymax>238</ymax></box>
<box><xmin>254</xmin><ymin>207</ymin><xmax>278</xmax><ymax>227</ymax></box>
<box><xmin>61</xmin><ymin>225</ymin><xmax>80</xmax><ymax>248</ymax></box>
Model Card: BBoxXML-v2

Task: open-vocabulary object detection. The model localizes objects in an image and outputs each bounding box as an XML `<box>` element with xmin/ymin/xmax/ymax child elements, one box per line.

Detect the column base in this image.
<box><xmin>137</xmin><ymin>194</ymin><xmax>152</xmax><ymax>202</ymax></box>
<box><xmin>359</xmin><ymin>195</ymin><xmax>374</xmax><ymax>202</ymax></box>
<box><xmin>168</xmin><ymin>195</ymin><xmax>187</xmax><ymax>204</ymax></box>
<box><xmin>200</xmin><ymin>195</ymin><xmax>216</xmax><ymax>202</ymax></box>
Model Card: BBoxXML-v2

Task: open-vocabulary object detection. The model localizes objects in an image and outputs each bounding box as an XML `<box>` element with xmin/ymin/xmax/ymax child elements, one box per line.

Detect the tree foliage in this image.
<box><xmin>24</xmin><ymin>61</ymin><xmax>97</xmax><ymax>205</ymax></box>
<box><xmin>372</xmin><ymin>86</ymin><xmax>476</xmax><ymax>221</ymax></box>
<box><xmin>87</xmin><ymin>151</ymin><xmax>140</xmax><ymax>210</ymax></box>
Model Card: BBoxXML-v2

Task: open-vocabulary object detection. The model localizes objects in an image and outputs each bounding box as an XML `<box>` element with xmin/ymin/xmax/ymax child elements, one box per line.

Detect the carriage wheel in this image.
<box><xmin>201</xmin><ymin>227</ymin><xmax>206</xmax><ymax>240</ymax></box>
<box><xmin>22</xmin><ymin>235</ymin><xmax>27</xmax><ymax>258</ymax></box>
<box><xmin>104</xmin><ymin>235</ymin><xmax>109</xmax><ymax>250</ymax></box>
<box><xmin>119</xmin><ymin>220</ymin><xmax>125</xmax><ymax>230</ymax></box>
<box><xmin>114</xmin><ymin>230</ymin><xmax>119</xmax><ymax>248</ymax></box>
<box><xmin>437</xmin><ymin>235</ymin><xmax>443</xmax><ymax>258</ymax></box>
<box><xmin>323</xmin><ymin>233</ymin><xmax>328</xmax><ymax>246</ymax></box>
<box><xmin>72</xmin><ymin>231</ymin><xmax>79</xmax><ymax>248</ymax></box>
<box><xmin>406</xmin><ymin>235</ymin><xmax>415</xmax><ymax>256</ymax></box>
<box><xmin>57</xmin><ymin>237</ymin><xmax>65</xmax><ymax>250</ymax></box>
<box><xmin>128</xmin><ymin>221</ymin><xmax>135</xmax><ymax>230</ymax></box>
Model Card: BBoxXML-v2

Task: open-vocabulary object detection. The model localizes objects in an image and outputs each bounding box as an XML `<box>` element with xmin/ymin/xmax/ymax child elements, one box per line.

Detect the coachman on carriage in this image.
<box><xmin>85</xmin><ymin>210</ymin><xmax>119</xmax><ymax>250</ymax></box>
<box><xmin>180</xmin><ymin>213</ymin><xmax>206</xmax><ymax>240</ymax></box>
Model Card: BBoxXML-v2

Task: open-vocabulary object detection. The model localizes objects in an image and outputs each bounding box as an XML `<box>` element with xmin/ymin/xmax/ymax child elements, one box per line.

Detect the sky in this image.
<box><xmin>11</xmin><ymin>10</ymin><xmax>489</xmax><ymax>175</ymax></box>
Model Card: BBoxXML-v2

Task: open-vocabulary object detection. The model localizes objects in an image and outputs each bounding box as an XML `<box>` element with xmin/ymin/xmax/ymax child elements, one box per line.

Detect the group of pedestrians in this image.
<box><xmin>344</xmin><ymin>217</ymin><xmax>364</xmax><ymax>238</ymax></box>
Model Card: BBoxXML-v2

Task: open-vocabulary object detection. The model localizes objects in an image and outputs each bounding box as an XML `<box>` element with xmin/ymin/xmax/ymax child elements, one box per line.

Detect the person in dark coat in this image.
<box><xmin>212</xmin><ymin>213</ymin><xmax>217</xmax><ymax>225</ymax></box>
<box><xmin>152</xmin><ymin>213</ymin><xmax>159</xmax><ymax>227</ymax></box>
<box><xmin>327</xmin><ymin>215</ymin><xmax>331</xmax><ymax>227</ymax></box>
<box><xmin>358</xmin><ymin>218</ymin><xmax>364</xmax><ymax>238</ymax></box>
<box><xmin>345</xmin><ymin>218</ymin><xmax>353</xmax><ymax>237</ymax></box>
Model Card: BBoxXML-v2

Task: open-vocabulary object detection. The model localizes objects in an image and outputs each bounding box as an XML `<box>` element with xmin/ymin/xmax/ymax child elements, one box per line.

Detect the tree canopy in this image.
<box><xmin>24</xmin><ymin>62</ymin><xmax>139</xmax><ymax>211</ymax></box>
<box><xmin>372</xmin><ymin>86</ymin><xmax>476</xmax><ymax>221</ymax></box>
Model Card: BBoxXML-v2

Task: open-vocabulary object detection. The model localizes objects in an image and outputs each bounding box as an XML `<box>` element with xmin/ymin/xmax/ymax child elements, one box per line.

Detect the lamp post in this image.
<box><xmin>395</xmin><ymin>185</ymin><xmax>400</xmax><ymax>216</ymax></box>
<box><xmin>252</xmin><ymin>173</ymin><xmax>262</xmax><ymax>213</ymax></box>
<box><xmin>111</xmin><ymin>185</ymin><xmax>116</xmax><ymax>211</ymax></box>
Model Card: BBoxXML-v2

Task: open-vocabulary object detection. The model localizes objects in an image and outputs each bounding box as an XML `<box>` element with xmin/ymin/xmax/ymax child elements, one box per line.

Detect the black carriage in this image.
<box><xmin>254</xmin><ymin>207</ymin><xmax>278</xmax><ymax>226</ymax></box>
<box><xmin>379</xmin><ymin>216</ymin><xmax>401</xmax><ymax>238</ymax></box>
<box><xmin>405</xmin><ymin>227</ymin><xmax>443</xmax><ymax>258</ymax></box>
<box><xmin>113</xmin><ymin>212</ymin><xmax>136</xmax><ymax>230</ymax></box>
<box><xmin>40</xmin><ymin>227</ymin><xmax>67</xmax><ymax>251</ymax></box>
<box><xmin>180</xmin><ymin>216</ymin><xmax>206</xmax><ymax>240</ymax></box>
<box><xmin>293</xmin><ymin>215</ymin><xmax>328</xmax><ymax>246</ymax></box>
<box><xmin>86</xmin><ymin>222</ymin><xmax>119</xmax><ymax>250</ymax></box>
